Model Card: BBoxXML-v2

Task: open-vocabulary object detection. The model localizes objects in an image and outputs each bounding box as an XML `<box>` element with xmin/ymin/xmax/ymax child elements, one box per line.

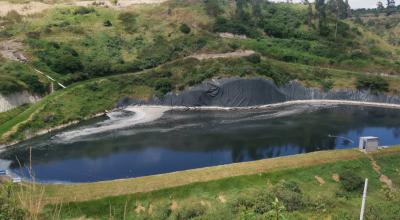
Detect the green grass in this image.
<box><xmin>374</xmin><ymin>153</ymin><xmax>400</xmax><ymax>187</ymax></box>
<box><xmin>41</xmin><ymin>150</ymin><xmax>400</xmax><ymax>220</ymax></box>
<box><xmin>0</xmin><ymin>104</ymin><xmax>29</xmax><ymax>125</ymax></box>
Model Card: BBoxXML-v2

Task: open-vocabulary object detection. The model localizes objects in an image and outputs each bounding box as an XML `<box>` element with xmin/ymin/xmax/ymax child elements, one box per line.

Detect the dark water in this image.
<box><xmin>1</xmin><ymin>104</ymin><xmax>400</xmax><ymax>183</ymax></box>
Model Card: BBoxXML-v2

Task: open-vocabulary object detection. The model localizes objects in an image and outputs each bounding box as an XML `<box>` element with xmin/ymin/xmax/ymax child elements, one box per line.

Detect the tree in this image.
<box><xmin>302</xmin><ymin>0</ymin><xmax>313</xmax><ymax>28</ymax></box>
<box><xmin>386</xmin><ymin>0</ymin><xmax>396</xmax><ymax>15</ymax></box>
<box><xmin>326</xmin><ymin>0</ymin><xmax>350</xmax><ymax>38</ymax></box>
<box><xmin>377</xmin><ymin>1</ymin><xmax>385</xmax><ymax>12</ymax></box>
<box><xmin>204</xmin><ymin>0</ymin><xmax>224</xmax><ymax>17</ymax></box>
<box><xmin>316</xmin><ymin>0</ymin><xmax>328</xmax><ymax>35</ymax></box>
<box><xmin>345</xmin><ymin>0</ymin><xmax>352</xmax><ymax>18</ymax></box>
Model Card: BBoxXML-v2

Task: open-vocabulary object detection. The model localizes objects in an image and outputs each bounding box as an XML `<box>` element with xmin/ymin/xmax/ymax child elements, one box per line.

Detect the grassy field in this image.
<box><xmin>34</xmin><ymin>147</ymin><xmax>400</xmax><ymax>219</ymax></box>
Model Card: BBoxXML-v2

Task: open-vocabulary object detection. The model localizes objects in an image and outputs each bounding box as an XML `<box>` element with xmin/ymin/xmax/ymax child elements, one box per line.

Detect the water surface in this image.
<box><xmin>1</xmin><ymin>104</ymin><xmax>400</xmax><ymax>183</ymax></box>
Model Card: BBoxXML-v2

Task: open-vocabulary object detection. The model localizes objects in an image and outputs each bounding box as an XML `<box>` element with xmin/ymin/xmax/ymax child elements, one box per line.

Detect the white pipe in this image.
<box><xmin>360</xmin><ymin>178</ymin><xmax>368</xmax><ymax>220</ymax></box>
<box><xmin>33</xmin><ymin>68</ymin><xmax>67</xmax><ymax>89</ymax></box>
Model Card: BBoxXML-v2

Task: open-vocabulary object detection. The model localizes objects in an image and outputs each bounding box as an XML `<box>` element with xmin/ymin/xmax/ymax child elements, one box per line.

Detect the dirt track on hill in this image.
<box><xmin>189</xmin><ymin>50</ymin><xmax>255</xmax><ymax>60</ymax></box>
<box><xmin>0</xmin><ymin>0</ymin><xmax>168</xmax><ymax>16</ymax></box>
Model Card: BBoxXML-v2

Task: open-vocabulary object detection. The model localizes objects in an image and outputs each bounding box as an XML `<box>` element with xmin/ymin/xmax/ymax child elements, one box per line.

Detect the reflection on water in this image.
<box><xmin>1</xmin><ymin>104</ymin><xmax>400</xmax><ymax>183</ymax></box>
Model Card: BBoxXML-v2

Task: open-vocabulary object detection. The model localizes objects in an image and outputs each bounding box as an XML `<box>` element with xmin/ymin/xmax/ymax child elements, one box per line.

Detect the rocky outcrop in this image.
<box><xmin>118</xmin><ymin>77</ymin><xmax>400</xmax><ymax>107</ymax></box>
<box><xmin>0</xmin><ymin>91</ymin><xmax>40</xmax><ymax>112</ymax></box>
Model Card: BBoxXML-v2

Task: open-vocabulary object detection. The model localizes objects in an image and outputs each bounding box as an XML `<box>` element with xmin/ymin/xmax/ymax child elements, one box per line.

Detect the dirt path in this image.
<box><xmin>0</xmin><ymin>1</ymin><xmax>51</xmax><ymax>16</ymax></box>
<box><xmin>367</xmin><ymin>154</ymin><xmax>394</xmax><ymax>189</ymax></box>
<box><xmin>0</xmin><ymin>0</ymin><xmax>168</xmax><ymax>16</ymax></box>
<box><xmin>0</xmin><ymin>40</ymin><xmax>27</xmax><ymax>62</ymax></box>
<box><xmin>189</xmin><ymin>50</ymin><xmax>256</xmax><ymax>60</ymax></box>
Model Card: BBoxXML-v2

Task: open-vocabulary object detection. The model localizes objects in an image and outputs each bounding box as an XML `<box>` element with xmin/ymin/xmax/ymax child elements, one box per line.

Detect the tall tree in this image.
<box><xmin>303</xmin><ymin>0</ymin><xmax>314</xmax><ymax>28</ymax></box>
<box><xmin>377</xmin><ymin>1</ymin><xmax>384</xmax><ymax>11</ymax></box>
<box><xmin>345</xmin><ymin>0</ymin><xmax>351</xmax><ymax>17</ymax></box>
<box><xmin>316</xmin><ymin>0</ymin><xmax>327</xmax><ymax>35</ymax></box>
<box><xmin>386</xmin><ymin>0</ymin><xmax>396</xmax><ymax>15</ymax></box>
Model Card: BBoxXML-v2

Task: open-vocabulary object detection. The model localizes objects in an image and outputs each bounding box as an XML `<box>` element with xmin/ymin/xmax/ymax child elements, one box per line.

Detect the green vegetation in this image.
<box><xmin>0</xmin><ymin>104</ymin><xmax>29</xmax><ymax>126</ymax></box>
<box><xmin>0</xmin><ymin>183</ymin><xmax>26</xmax><ymax>220</ymax></box>
<box><xmin>356</xmin><ymin>75</ymin><xmax>389</xmax><ymax>93</ymax></box>
<box><xmin>0</xmin><ymin>58</ymin><xmax>48</xmax><ymax>95</ymax></box>
<box><xmin>37</xmin><ymin>149</ymin><xmax>400</xmax><ymax>219</ymax></box>
<box><xmin>339</xmin><ymin>170</ymin><xmax>364</xmax><ymax>192</ymax></box>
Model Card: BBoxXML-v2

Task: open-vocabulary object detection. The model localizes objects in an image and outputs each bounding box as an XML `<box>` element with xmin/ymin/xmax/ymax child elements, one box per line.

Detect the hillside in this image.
<box><xmin>1</xmin><ymin>0</ymin><xmax>400</xmax><ymax>142</ymax></box>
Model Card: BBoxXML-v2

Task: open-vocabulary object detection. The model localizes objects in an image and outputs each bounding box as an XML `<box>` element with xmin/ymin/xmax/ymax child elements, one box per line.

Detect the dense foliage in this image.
<box><xmin>356</xmin><ymin>75</ymin><xmax>389</xmax><ymax>93</ymax></box>
<box><xmin>0</xmin><ymin>60</ymin><xmax>48</xmax><ymax>95</ymax></box>
<box><xmin>339</xmin><ymin>170</ymin><xmax>365</xmax><ymax>192</ymax></box>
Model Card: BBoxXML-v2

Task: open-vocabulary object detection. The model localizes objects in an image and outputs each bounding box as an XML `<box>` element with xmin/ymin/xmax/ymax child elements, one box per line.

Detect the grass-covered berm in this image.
<box><xmin>0</xmin><ymin>147</ymin><xmax>399</xmax><ymax>219</ymax></box>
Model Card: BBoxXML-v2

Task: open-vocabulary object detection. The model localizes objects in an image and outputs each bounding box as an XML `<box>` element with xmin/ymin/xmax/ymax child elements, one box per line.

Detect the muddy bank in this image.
<box><xmin>118</xmin><ymin>77</ymin><xmax>400</xmax><ymax>107</ymax></box>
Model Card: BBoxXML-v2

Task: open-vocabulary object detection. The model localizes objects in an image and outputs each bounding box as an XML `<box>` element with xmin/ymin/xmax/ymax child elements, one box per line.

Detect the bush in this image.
<box><xmin>339</xmin><ymin>170</ymin><xmax>364</xmax><ymax>192</ymax></box>
<box><xmin>154</xmin><ymin>78</ymin><xmax>173</xmax><ymax>96</ymax></box>
<box><xmin>5</xmin><ymin>10</ymin><xmax>22</xmax><ymax>23</ymax></box>
<box><xmin>31</xmin><ymin>40</ymin><xmax>83</xmax><ymax>74</ymax></box>
<box><xmin>175</xmin><ymin>203</ymin><xmax>206</xmax><ymax>220</ymax></box>
<box><xmin>245</xmin><ymin>53</ymin><xmax>261</xmax><ymax>64</ymax></box>
<box><xmin>231</xmin><ymin>180</ymin><xmax>306</xmax><ymax>216</ymax></box>
<box><xmin>118</xmin><ymin>12</ymin><xmax>138</xmax><ymax>33</ymax></box>
<box><xmin>103</xmin><ymin>20</ymin><xmax>112</xmax><ymax>27</ymax></box>
<box><xmin>0</xmin><ymin>183</ymin><xmax>26</xmax><ymax>220</ymax></box>
<box><xmin>73</xmin><ymin>7</ymin><xmax>95</xmax><ymax>15</ymax></box>
<box><xmin>0</xmin><ymin>80</ymin><xmax>23</xmax><ymax>95</ymax></box>
<box><xmin>18</xmin><ymin>74</ymin><xmax>47</xmax><ymax>95</ymax></box>
<box><xmin>151</xmin><ymin>202</ymin><xmax>172</xmax><ymax>219</ymax></box>
<box><xmin>179</xmin><ymin>23</ymin><xmax>191</xmax><ymax>34</ymax></box>
<box><xmin>272</xmin><ymin>180</ymin><xmax>306</xmax><ymax>211</ymax></box>
<box><xmin>365</xmin><ymin>203</ymin><xmax>400</xmax><ymax>220</ymax></box>
<box><xmin>204</xmin><ymin>0</ymin><xmax>224</xmax><ymax>17</ymax></box>
<box><xmin>356</xmin><ymin>75</ymin><xmax>389</xmax><ymax>93</ymax></box>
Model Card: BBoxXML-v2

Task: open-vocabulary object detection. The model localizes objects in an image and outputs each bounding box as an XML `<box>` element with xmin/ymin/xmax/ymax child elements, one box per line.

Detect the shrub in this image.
<box><xmin>204</xmin><ymin>0</ymin><xmax>224</xmax><ymax>17</ymax></box>
<box><xmin>18</xmin><ymin>74</ymin><xmax>47</xmax><ymax>95</ymax></box>
<box><xmin>339</xmin><ymin>170</ymin><xmax>364</xmax><ymax>192</ymax></box>
<box><xmin>154</xmin><ymin>78</ymin><xmax>173</xmax><ymax>96</ymax></box>
<box><xmin>365</xmin><ymin>203</ymin><xmax>400</xmax><ymax>220</ymax></box>
<box><xmin>179</xmin><ymin>23</ymin><xmax>191</xmax><ymax>34</ymax></box>
<box><xmin>5</xmin><ymin>10</ymin><xmax>22</xmax><ymax>23</ymax></box>
<box><xmin>350</xmin><ymin>49</ymin><xmax>368</xmax><ymax>60</ymax></box>
<box><xmin>174</xmin><ymin>203</ymin><xmax>206</xmax><ymax>220</ymax></box>
<box><xmin>151</xmin><ymin>202</ymin><xmax>172</xmax><ymax>219</ymax></box>
<box><xmin>0</xmin><ymin>80</ymin><xmax>23</xmax><ymax>95</ymax></box>
<box><xmin>0</xmin><ymin>183</ymin><xmax>26</xmax><ymax>219</ymax></box>
<box><xmin>245</xmin><ymin>53</ymin><xmax>261</xmax><ymax>64</ymax></box>
<box><xmin>73</xmin><ymin>7</ymin><xmax>95</xmax><ymax>15</ymax></box>
<box><xmin>118</xmin><ymin>12</ymin><xmax>138</xmax><ymax>33</ymax></box>
<box><xmin>252</xmin><ymin>190</ymin><xmax>275</xmax><ymax>214</ymax></box>
<box><xmin>232</xmin><ymin>195</ymin><xmax>254</xmax><ymax>211</ymax></box>
<box><xmin>232</xmin><ymin>180</ymin><xmax>306</xmax><ymax>216</ymax></box>
<box><xmin>272</xmin><ymin>180</ymin><xmax>306</xmax><ymax>211</ymax></box>
<box><xmin>356</xmin><ymin>75</ymin><xmax>389</xmax><ymax>93</ymax></box>
<box><xmin>103</xmin><ymin>20</ymin><xmax>112</xmax><ymax>27</ymax></box>
<box><xmin>31</xmin><ymin>41</ymin><xmax>83</xmax><ymax>74</ymax></box>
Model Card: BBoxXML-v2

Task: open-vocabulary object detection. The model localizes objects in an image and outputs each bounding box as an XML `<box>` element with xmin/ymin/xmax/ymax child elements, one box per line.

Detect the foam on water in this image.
<box><xmin>54</xmin><ymin>106</ymin><xmax>171</xmax><ymax>143</ymax></box>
